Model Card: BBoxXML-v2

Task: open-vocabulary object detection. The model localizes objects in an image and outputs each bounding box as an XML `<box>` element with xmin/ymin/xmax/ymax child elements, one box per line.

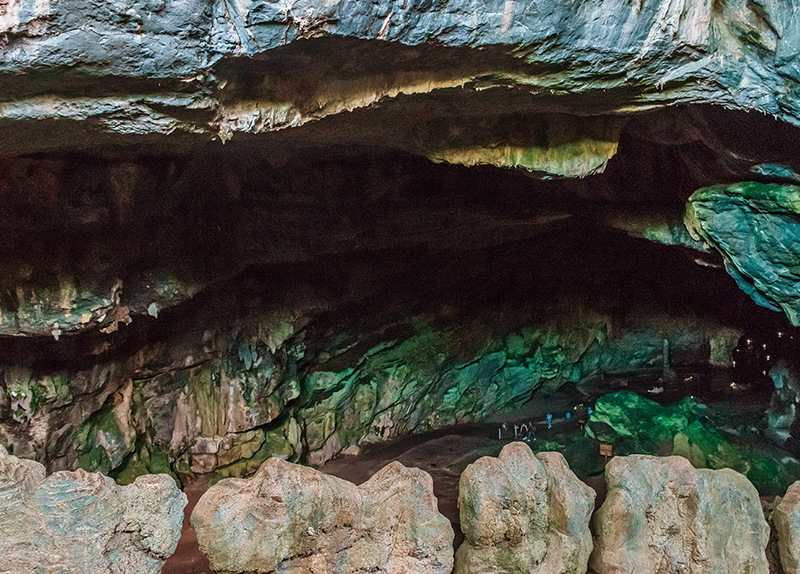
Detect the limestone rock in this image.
<box><xmin>773</xmin><ymin>480</ymin><xmax>800</xmax><ymax>574</ymax></box>
<box><xmin>686</xmin><ymin>182</ymin><xmax>800</xmax><ymax>326</ymax></box>
<box><xmin>3</xmin><ymin>0</ymin><xmax>800</xmax><ymax>152</ymax></box>
<box><xmin>191</xmin><ymin>457</ymin><xmax>454</xmax><ymax>574</ymax></box>
<box><xmin>0</xmin><ymin>445</ymin><xmax>186</xmax><ymax>574</ymax></box>
<box><xmin>454</xmin><ymin>442</ymin><xmax>595</xmax><ymax>574</ymax></box>
<box><xmin>591</xmin><ymin>455</ymin><xmax>769</xmax><ymax>574</ymax></box>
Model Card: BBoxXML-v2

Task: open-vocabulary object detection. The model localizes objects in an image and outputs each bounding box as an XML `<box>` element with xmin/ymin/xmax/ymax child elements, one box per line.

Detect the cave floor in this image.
<box><xmin>163</xmin><ymin>367</ymin><xmax>784</xmax><ymax>574</ymax></box>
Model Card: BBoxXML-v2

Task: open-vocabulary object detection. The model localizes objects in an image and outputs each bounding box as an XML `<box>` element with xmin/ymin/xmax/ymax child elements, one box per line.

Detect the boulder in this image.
<box><xmin>591</xmin><ymin>455</ymin><xmax>769</xmax><ymax>574</ymax></box>
<box><xmin>454</xmin><ymin>442</ymin><xmax>595</xmax><ymax>574</ymax></box>
<box><xmin>0</xmin><ymin>445</ymin><xmax>186</xmax><ymax>574</ymax></box>
<box><xmin>191</xmin><ymin>457</ymin><xmax>453</xmax><ymax>574</ymax></box>
<box><xmin>773</xmin><ymin>480</ymin><xmax>800</xmax><ymax>574</ymax></box>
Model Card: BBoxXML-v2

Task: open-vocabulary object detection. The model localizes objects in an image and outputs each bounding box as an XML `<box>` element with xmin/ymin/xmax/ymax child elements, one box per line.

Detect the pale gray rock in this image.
<box><xmin>2</xmin><ymin>0</ymin><xmax>800</xmax><ymax>154</ymax></box>
<box><xmin>591</xmin><ymin>455</ymin><xmax>769</xmax><ymax>574</ymax></box>
<box><xmin>191</xmin><ymin>457</ymin><xmax>453</xmax><ymax>574</ymax></box>
<box><xmin>0</xmin><ymin>445</ymin><xmax>186</xmax><ymax>574</ymax></box>
<box><xmin>773</xmin><ymin>480</ymin><xmax>800</xmax><ymax>574</ymax></box>
<box><xmin>454</xmin><ymin>442</ymin><xmax>595</xmax><ymax>574</ymax></box>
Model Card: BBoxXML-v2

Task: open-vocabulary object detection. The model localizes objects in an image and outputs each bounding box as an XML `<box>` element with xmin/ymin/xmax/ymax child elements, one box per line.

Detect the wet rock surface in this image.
<box><xmin>191</xmin><ymin>456</ymin><xmax>454</xmax><ymax>574</ymax></box>
<box><xmin>455</xmin><ymin>441</ymin><xmax>595</xmax><ymax>574</ymax></box>
<box><xmin>591</xmin><ymin>454</ymin><xmax>770</xmax><ymax>574</ymax></box>
<box><xmin>0</xmin><ymin>444</ymin><xmax>186</xmax><ymax>574</ymax></box>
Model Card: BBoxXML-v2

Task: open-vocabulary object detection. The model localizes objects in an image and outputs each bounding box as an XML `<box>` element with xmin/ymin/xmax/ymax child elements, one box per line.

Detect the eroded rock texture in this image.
<box><xmin>773</xmin><ymin>480</ymin><xmax>800</xmax><ymax>574</ymax></box>
<box><xmin>1</xmin><ymin>196</ymin><xmax>765</xmax><ymax>483</ymax></box>
<box><xmin>0</xmin><ymin>444</ymin><xmax>186</xmax><ymax>574</ymax></box>
<box><xmin>3</xmin><ymin>0</ymin><xmax>800</xmax><ymax>153</ymax></box>
<box><xmin>191</xmin><ymin>457</ymin><xmax>454</xmax><ymax>574</ymax></box>
<box><xmin>687</xmin><ymin>182</ymin><xmax>800</xmax><ymax>325</ymax></box>
<box><xmin>591</xmin><ymin>455</ymin><xmax>769</xmax><ymax>574</ymax></box>
<box><xmin>455</xmin><ymin>442</ymin><xmax>595</xmax><ymax>574</ymax></box>
<box><xmin>3</xmin><ymin>0</ymin><xmax>800</xmax><ymax>493</ymax></box>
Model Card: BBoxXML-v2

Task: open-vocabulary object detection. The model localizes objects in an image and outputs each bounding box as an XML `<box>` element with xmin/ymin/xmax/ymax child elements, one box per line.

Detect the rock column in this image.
<box><xmin>591</xmin><ymin>454</ymin><xmax>769</xmax><ymax>574</ymax></box>
<box><xmin>455</xmin><ymin>441</ymin><xmax>595</xmax><ymax>574</ymax></box>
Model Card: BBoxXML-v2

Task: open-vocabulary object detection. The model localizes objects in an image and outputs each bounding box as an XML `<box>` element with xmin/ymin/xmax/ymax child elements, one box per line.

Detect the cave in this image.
<box><xmin>4</xmin><ymin>1</ymin><xmax>800</xmax><ymax>573</ymax></box>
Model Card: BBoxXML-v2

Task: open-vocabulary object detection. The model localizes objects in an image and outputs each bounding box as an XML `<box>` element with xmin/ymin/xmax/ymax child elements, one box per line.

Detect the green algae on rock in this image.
<box><xmin>686</xmin><ymin>182</ymin><xmax>800</xmax><ymax>325</ymax></box>
<box><xmin>588</xmin><ymin>391</ymin><xmax>800</xmax><ymax>495</ymax></box>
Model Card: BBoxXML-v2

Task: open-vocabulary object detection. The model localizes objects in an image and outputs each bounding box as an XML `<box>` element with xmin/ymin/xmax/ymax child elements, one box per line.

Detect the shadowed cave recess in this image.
<box><xmin>4</xmin><ymin>102</ymin><xmax>800</xmax><ymax>490</ymax></box>
<box><xmin>6</xmin><ymin>2</ymin><xmax>800</xmax><ymax>568</ymax></box>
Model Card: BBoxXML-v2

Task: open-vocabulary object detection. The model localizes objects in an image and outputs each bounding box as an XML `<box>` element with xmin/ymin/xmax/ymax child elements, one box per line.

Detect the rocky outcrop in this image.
<box><xmin>591</xmin><ymin>455</ymin><xmax>769</xmax><ymax>574</ymax></box>
<box><xmin>191</xmin><ymin>456</ymin><xmax>454</xmax><ymax>574</ymax></box>
<box><xmin>1</xmin><ymin>218</ymin><xmax>753</xmax><ymax>482</ymax></box>
<box><xmin>773</xmin><ymin>481</ymin><xmax>800</xmax><ymax>574</ymax></box>
<box><xmin>0</xmin><ymin>444</ymin><xmax>186</xmax><ymax>574</ymax></box>
<box><xmin>686</xmin><ymin>182</ymin><xmax>800</xmax><ymax>326</ymax></box>
<box><xmin>2</xmin><ymin>0</ymin><xmax>799</xmax><ymax>496</ymax></box>
<box><xmin>455</xmin><ymin>442</ymin><xmax>595</xmax><ymax>574</ymax></box>
<box><xmin>587</xmin><ymin>391</ymin><xmax>800</xmax><ymax>496</ymax></box>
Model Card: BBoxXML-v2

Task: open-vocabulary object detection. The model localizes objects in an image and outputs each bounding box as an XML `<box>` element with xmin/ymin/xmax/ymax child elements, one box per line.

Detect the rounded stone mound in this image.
<box><xmin>191</xmin><ymin>456</ymin><xmax>454</xmax><ymax>574</ymax></box>
<box><xmin>0</xmin><ymin>445</ymin><xmax>187</xmax><ymax>574</ymax></box>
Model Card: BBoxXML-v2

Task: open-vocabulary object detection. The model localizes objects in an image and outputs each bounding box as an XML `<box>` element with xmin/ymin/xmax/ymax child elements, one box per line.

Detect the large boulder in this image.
<box><xmin>191</xmin><ymin>457</ymin><xmax>454</xmax><ymax>574</ymax></box>
<box><xmin>454</xmin><ymin>442</ymin><xmax>595</xmax><ymax>574</ymax></box>
<box><xmin>773</xmin><ymin>480</ymin><xmax>800</xmax><ymax>574</ymax></box>
<box><xmin>591</xmin><ymin>455</ymin><xmax>769</xmax><ymax>574</ymax></box>
<box><xmin>0</xmin><ymin>445</ymin><xmax>186</xmax><ymax>574</ymax></box>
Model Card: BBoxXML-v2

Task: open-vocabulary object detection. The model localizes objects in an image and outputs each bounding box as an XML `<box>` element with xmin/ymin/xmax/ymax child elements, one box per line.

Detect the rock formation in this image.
<box><xmin>686</xmin><ymin>182</ymin><xmax>800</xmax><ymax>325</ymax></box>
<box><xmin>773</xmin><ymin>480</ymin><xmax>800</xmax><ymax>574</ymax></box>
<box><xmin>191</xmin><ymin>456</ymin><xmax>454</xmax><ymax>574</ymax></box>
<box><xmin>455</xmin><ymin>441</ymin><xmax>595</xmax><ymax>574</ymax></box>
<box><xmin>0</xmin><ymin>444</ymin><xmax>186</xmax><ymax>574</ymax></box>
<box><xmin>587</xmin><ymin>391</ymin><xmax>800</xmax><ymax>495</ymax></box>
<box><xmin>591</xmin><ymin>455</ymin><xmax>769</xmax><ymax>574</ymax></box>
<box><xmin>3</xmin><ymin>0</ymin><xmax>800</xmax><ymax>151</ymax></box>
<box><xmin>2</xmin><ymin>0</ymin><xmax>800</xmax><ymax>497</ymax></box>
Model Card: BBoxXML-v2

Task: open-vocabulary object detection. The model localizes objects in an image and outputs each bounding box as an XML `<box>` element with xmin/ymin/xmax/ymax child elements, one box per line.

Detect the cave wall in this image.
<box><xmin>0</xmin><ymin>148</ymin><xmax>788</xmax><ymax>483</ymax></box>
<box><xmin>2</xmin><ymin>0</ymin><xmax>800</xmax><ymax>483</ymax></box>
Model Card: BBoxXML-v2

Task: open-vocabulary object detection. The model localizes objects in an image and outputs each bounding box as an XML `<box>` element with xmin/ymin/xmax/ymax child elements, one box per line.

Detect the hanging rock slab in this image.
<box><xmin>591</xmin><ymin>455</ymin><xmax>769</xmax><ymax>574</ymax></box>
<box><xmin>454</xmin><ymin>442</ymin><xmax>595</xmax><ymax>574</ymax></box>
<box><xmin>0</xmin><ymin>445</ymin><xmax>187</xmax><ymax>574</ymax></box>
<box><xmin>686</xmin><ymin>182</ymin><xmax>800</xmax><ymax>326</ymax></box>
<box><xmin>191</xmin><ymin>456</ymin><xmax>454</xmax><ymax>574</ymax></box>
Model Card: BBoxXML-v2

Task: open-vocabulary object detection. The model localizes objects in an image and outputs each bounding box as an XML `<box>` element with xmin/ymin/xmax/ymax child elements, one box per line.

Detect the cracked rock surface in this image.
<box><xmin>191</xmin><ymin>456</ymin><xmax>454</xmax><ymax>574</ymax></box>
<box><xmin>455</xmin><ymin>442</ymin><xmax>595</xmax><ymax>574</ymax></box>
<box><xmin>0</xmin><ymin>444</ymin><xmax>186</xmax><ymax>574</ymax></box>
<box><xmin>591</xmin><ymin>455</ymin><xmax>769</xmax><ymax>574</ymax></box>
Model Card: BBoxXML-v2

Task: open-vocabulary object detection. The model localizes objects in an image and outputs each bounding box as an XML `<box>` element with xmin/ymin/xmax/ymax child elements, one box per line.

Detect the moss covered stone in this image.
<box><xmin>589</xmin><ymin>391</ymin><xmax>800</xmax><ymax>495</ymax></box>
